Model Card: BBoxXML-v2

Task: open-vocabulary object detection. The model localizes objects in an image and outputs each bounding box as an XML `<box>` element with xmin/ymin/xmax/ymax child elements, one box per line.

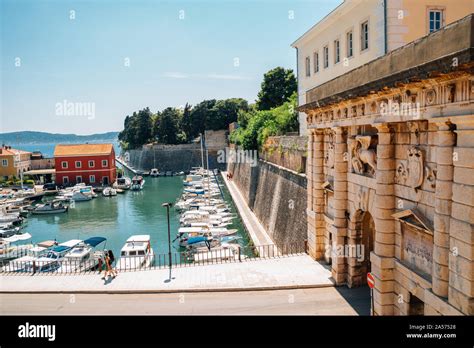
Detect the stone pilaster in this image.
<box><xmin>372</xmin><ymin>123</ymin><xmax>396</xmax><ymax>315</ymax></box>
<box><xmin>432</xmin><ymin>122</ymin><xmax>455</xmax><ymax>298</ymax></box>
<box><xmin>307</xmin><ymin>129</ymin><xmax>326</xmax><ymax>260</ymax></box>
<box><xmin>331</xmin><ymin>127</ymin><xmax>348</xmax><ymax>285</ymax></box>
<box><xmin>448</xmin><ymin>122</ymin><xmax>473</xmax><ymax>314</ymax></box>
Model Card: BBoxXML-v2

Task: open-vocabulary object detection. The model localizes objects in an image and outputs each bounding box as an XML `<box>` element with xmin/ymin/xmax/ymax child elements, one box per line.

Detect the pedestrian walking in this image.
<box><xmin>107</xmin><ymin>250</ymin><xmax>118</xmax><ymax>278</ymax></box>
<box><xmin>101</xmin><ymin>250</ymin><xmax>110</xmax><ymax>280</ymax></box>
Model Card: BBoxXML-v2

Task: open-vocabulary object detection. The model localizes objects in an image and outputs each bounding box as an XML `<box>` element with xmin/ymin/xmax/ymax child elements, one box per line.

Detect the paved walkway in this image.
<box><xmin>0</xmin><ymin>287</ymin><xmax>370</xmax><ymax>315</ymax></box>
<box><xmin>221</xmin><ymin>171</ymin><xmax>274</xmax><ymax>248</ymax></box>
<box><xmin>0</xmin><ymin>255</ymin><xmax>333</xmax><ymax>293</ymax></box>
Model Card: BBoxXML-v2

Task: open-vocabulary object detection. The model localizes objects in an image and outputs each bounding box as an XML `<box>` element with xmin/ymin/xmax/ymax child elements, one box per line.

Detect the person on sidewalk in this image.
<box><xmin>107</xmin><ymin>249</ymin><xmax>118</xmax><ymax>278</ymax></box>
<box><xmin>101</xmin><ymin>250</ymin><xmax>111</xmax><ymax>280</ymax></box>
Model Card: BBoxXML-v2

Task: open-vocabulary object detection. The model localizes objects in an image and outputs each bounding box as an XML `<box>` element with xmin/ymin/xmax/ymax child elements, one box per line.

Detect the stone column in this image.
<box><xmin>371</xmin><ymin>123</ymin><xmax>396</xmax><ymax>315</ymax></box>
<box><xmin>331</xmin><ymin>127</ymin><xmax>348</xmax><ymax>284</ymax></box>
<box><xmin>432</xmin><ymin>121</ymin><xmax>455</xmax><ymax>298</ymax></box>
<box><xmin>307</xmin><ymin>129</ymin><xmax>325</xmax><ymax>260</ymax></box>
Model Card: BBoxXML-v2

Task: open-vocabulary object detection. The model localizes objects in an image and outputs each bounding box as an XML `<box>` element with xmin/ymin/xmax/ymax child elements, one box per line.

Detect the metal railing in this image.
<box><xmin>0</xmin><ymin>242</ymin><xmax>307</xmax><ymax>275</ymax></box>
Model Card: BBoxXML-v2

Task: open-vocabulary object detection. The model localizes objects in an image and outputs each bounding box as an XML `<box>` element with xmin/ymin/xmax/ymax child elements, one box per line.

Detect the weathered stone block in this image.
<box><xmin>450</xmin><ymin>272</ymin><xmax>474</xmax><ymax>297</ymax></box>
<box><xmin>450</xmin><ymin>236</ymin><xmax>474</xmax><ymax>261</ymax></box>
<box><xmin>449</xmin><ymin>218</ymin><xmax>474</xmax><ymax>244</ymax></box>
<box><xmin>451</xmin><ymin>202</ymin><xmax>474</xmax><ymax>224</ymax></box>
<box><xmin>448</xmin><ymin>286</ymin><xmax>474</xmax><ymax>315</ymax></box>
<box><xmin>452</xmin><ymin>184</ymin><xmax>473</xmax><ymax>208</ymax></box>
<box><xmin>453</xmin><ymin>147</ymin><xmax>474</xmax><ymax>169</ymax></box>
<box><xmin>453</xmin><ymin>167</ymin><xmax>474</xmax><ymax>186</ymax></box>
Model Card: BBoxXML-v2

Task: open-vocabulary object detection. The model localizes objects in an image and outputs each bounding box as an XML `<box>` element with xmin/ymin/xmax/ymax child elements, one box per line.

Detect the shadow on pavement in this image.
<box><xmin>334</xmin><ymin>285</ymin><xmax>371</xmax><ymax>315</ymax></box>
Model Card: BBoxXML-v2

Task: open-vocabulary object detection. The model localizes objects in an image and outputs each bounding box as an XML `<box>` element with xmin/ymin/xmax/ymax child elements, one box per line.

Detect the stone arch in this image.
<box><xmin>347</xmin><ymin>209</ymin><xmax>375</xmax><ymax>287</ymax></box>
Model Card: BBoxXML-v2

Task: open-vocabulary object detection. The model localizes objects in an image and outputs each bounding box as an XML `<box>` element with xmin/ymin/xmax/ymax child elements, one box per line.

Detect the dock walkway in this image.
<box><xmin>115</xmin><ymin>156</ymin><xmax>137</xmax><ymax>174</ymax></box>
<box><xmin>221</xmin><ymin>171</ymin><xmax>275</xmax><ymax>249</ymax></box>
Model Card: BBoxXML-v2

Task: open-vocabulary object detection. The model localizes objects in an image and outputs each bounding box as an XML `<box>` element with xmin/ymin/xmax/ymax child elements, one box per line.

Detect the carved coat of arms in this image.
<box><xmin>406</xmin><ymin>147</ymin><xmax>424</xmax><ymax>190</ymax></box>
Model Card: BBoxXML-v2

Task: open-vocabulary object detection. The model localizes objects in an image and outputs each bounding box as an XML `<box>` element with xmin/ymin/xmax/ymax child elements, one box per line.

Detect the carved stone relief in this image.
<box><xmin>425</xmin><ymin>89</ymin><xmax>436</xmax><ymax>105</ymax></box>
<box><xmin>354</xmin><ymin>186</ymin><xmax>369</xmax><ymax>212</ymax></box>
<box><xmin>425</xmin><ymin>166</ymin><xmax>437</xmax><ymax>189</ymax></box>
<box><xmin>350</xmin><ymin>135</ymin><xmax>377</xmax><ymax>177</ymax></box>
<box><xmin>406</xmin><ymin>147</ymin><xmax>424</xmax><ymax>190</ymax></box>
<box><xmin>324</xmin><ymin>132</ymin><xmax>335</xmax><ymax>169</ymax></box>
<box><xmin>395</xmin><ymin>162</ymin><xmax>408</xmax><ymax>184</ymax></box>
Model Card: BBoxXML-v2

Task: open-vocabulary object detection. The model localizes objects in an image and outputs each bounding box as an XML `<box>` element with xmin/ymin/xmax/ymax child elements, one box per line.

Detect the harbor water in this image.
<box><xmin>22</xmin><ymin>173</ymin><xmax>251</xmax><ymax>262</ymax></box>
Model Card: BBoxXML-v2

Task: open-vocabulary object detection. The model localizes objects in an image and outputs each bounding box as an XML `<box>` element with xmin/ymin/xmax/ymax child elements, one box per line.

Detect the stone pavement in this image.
<box><xmin>0</xmin><ymin>255</ymin><xmax>333</xmax><ymax>293</ymax></box>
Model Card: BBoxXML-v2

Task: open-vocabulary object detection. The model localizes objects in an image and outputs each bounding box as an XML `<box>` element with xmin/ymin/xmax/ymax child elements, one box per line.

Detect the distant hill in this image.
<box><xmin>0</xmin><ymin>131</ymin><xmax>119</xmax><ymax>145</ymax></box>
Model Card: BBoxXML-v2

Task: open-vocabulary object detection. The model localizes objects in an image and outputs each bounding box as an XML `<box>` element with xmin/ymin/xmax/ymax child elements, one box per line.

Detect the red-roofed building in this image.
<box><xmin>54</xmin><ymin>143</ymin><xmax>116</xmax><ymax>186</ymax></box>
<box><xmin>0</xmin><ymin>145</ymin><xmax>32</xmax><ymax>179</ymax></box>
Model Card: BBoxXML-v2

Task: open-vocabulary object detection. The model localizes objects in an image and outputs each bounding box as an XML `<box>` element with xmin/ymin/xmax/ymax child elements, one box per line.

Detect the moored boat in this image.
<box><xmin>116</xmin><ymin>235</ymin><xmax>154</xmax><ymax>270</ymax></box>
<box><xmin>32</xmin><ymin>201</ymin><xmax>68</xmax><ymax>215</ymax></box>
<box><xmin>113</xmin><ymin>177</ymin><xmax>132</xmax><ymax>190</ymax></box>
<box><xmin>131</xmin><ymin>176</ymin><xmax>145</xmax><ymax>191</ymax></box>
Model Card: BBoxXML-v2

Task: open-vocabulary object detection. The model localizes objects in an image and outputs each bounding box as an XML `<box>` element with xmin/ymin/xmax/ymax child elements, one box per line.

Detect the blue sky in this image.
<box><xmin>1</xmin><ymin>0</ymin><xmax>341</xmax><ymax>135</ymax></box>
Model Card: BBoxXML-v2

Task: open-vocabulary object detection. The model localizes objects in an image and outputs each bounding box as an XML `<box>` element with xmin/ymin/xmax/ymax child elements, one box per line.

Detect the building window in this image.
<box><xmin>103</xmin><ymin>176</ymin><xmax>109</xmax><ymax>185</ymax></box>
<box><xmin>334</xmin><ymin>39</ymin><xmax>340</xmax><ymax>64</ymax></box>
<box><xmin>323</xmin><ymin>45</ymin><xmax>329</xmax><ymax>68</ymax></box>
<box><xmin>314</xmin><ymin>52</ymin><xmax>319</xmax><ymax>73</ymax></box>
<box><xmin>90</xmin><ymin>175</ymin><xmax>95</xmax><ymax>183</ymax></box>
<box><xmin>63</xmin><ymin>176</ymin><xmax>69</xmax><ymax>184</ymax></box>
<box><xmin>429</xmin><ymin>10</ymin><xmax>443</xmax><ymax>32</ymax></box>
<box><xmin>61</xmin><ymin>161</ymin><xmax>68</xmax><ymax>169</ymax></box>
<box><xmin>1</xmin><ymin>159</ymin><xmax>8</xmax><ymax>167</ymax></box>
<box><xmin>347</xmin><ymin>31</ymin><xmax>353</xmax><ymax>57</ymax></box>
<box><xmin>88</xmin><ymin>160</ymin><xmax>95</xmax><ymax>168</ymax></box>
<box><xmin>75</xmin><ymin>161</ymin><xmax>82</xmax><ymax>169</ymax></box>
<box><xmin>102</xmin><ymin>160</ymin><xmax>108</xmax><ymax>167</ymax></box>
<box><xmin>76</xmin><ymin>176</ymin><xmax>82</xmax><ymax>183</ymax></box>
<box><xmin>361</xmin><ymin>21</ymin><xmax>369</xmax><ymax>51</ymax></box>
<box><xmin>305</xmin><ymin>56</ymin><xmax>311</xmax><ymax>77</ymax></box>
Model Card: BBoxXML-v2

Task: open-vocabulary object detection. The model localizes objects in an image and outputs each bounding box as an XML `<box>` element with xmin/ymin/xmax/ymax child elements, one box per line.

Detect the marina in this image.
<box><xmin>0</xmin><ymin>166</ymin><xmax>252</xmax><ymax>272</ymax></box>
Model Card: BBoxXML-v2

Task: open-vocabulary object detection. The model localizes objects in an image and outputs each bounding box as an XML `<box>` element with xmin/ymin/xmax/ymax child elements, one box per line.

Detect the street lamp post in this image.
<box><xmin>162</xmin><ymin>202</ymin><xmax>173</xmax><ymax>280</ymax></box>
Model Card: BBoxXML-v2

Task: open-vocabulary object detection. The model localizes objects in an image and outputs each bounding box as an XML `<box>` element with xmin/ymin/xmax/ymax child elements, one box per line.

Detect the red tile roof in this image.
<box><xmin>54</xmin><ymin>143</ymin><xmax>114</xmax><ymax>157</ymax></box>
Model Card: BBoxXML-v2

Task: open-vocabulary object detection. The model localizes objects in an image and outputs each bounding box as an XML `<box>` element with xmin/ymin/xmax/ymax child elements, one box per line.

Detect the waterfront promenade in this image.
<box><xmin>0</xmin><ymin>255</ymin><xmax>333</xmax><ymax>293</ymax></box>
<box><xmin>221</xmin><ymin>171</ymin><xmax>275</xmax><ymax>248</ymax></box>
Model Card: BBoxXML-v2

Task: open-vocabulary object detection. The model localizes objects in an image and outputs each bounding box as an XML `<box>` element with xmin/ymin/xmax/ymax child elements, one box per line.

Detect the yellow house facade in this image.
<box><xmin>293</xmin><ymin>0</ymin><xmax>474</xmax><ymax>135</ymax></box>
<box><xmin>0</xmin><ymin>146</ymin><xmax>32</xmax><ymax>180</ymax></box>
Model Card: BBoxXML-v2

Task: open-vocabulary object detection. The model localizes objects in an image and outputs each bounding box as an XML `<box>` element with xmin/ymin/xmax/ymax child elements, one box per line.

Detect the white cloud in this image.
<box><xmin>163</xmin><ymin>72</ymin><xmax>190</xmax><ymax>79</ymax></box>
<box><xmin>163</xmin><ymin>72</ymin><xmax>252</xmax><ymax>81</ymax></box>
<box><xmin>204</xmin><ymin>73</ymin><xmax>252</xmax><ymax>81</ymax></box>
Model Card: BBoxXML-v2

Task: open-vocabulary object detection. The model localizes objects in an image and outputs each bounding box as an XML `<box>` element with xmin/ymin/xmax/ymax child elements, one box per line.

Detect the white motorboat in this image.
<box><xmin>113</xmin><ymin>177</ymin><xmax>132</xmax><ymax>190</ymax></box>
<box><xmin>0</xmin><ymin>209</ymin><xmax>22</xmax><ymax>223</ymax></box>
<box><xmin>0</xmin><ymin>232</ymin><xmax>33</xmax><ymax>262</ymax></box>
<box><xmin>57</xmin><ymin>237</ymin><xmax>107</xmax><ymax>273</ymax></box>
<box><xmin>187</xmin><ymin>243</ymin><xmax>243</xmax><ymax>263</ymax></box>
<box><xmin>102</xmin><ymin>187</ymin><xmax>117</xmax><ymax>197</ymax></box>
<box><xmin>77</xmin><ymin>185</ymin><xmax>97</xmax><ymax>198</ymax></box>
<box><xmin>71</xmin><ymin>190</ymin><xmax>92</xmax><ymax>201</ymax></box>
<box><xmin>131</xmin><ymin>176</ymin><xmax>145</xmax><ymax>191</ymax></box>
<box><xmin>2</xmin><ymin>239</ymin><xmax>56</xmax><ymax>272</ymax></box>
<box><xmin>32</xmin><ymin>201</ymin><xmax>68</xmax><ymax>215</ymax></box>
<box><xmin>23</xmin><ymin>239</ymin><xmax>82</xmax><ymax>272</ymax></box>
<box><xmin>150</xmin><ymin>168</ymin><xmax>159</xmax><ymax>177</ymax></box>
<box><xmin>116</xmin><ymin>235</ymin><xmax>154</xmax><ymax>270</ymax></box>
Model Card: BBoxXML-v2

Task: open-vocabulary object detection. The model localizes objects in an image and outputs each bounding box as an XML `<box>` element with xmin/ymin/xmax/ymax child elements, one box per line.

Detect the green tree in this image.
<box><xmin>118</xmin><ymin>107</ymin><xmax>153</xmax><ymax>149</ymax></box>
<box><xmin>256</xmin><ymin>67</ymin><xmax>297</xmax><ymax>111</ymax></box>
<box><xmin>153</xmin><ymin>107</ymin><xmax>185</xmax><ymax>144</ymax></box>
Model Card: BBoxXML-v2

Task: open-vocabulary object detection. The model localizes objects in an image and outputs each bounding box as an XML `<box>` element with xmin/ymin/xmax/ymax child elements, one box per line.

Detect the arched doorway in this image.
<box><xmin>360</xmin><ymin>212</ymin><xmax>375</xmax><ymax>273</ymax></box>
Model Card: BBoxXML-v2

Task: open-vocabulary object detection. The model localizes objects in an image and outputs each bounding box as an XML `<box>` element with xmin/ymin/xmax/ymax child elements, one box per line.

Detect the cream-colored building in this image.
<box><xmin>292</xmin><ymin>0</ymin><xmax>474</xmax><ymax>136</ymax></box>
<box><xmin>300</xmin><ymin>14</ymin><xmax>474</xmax><ymax>315</ymax></box>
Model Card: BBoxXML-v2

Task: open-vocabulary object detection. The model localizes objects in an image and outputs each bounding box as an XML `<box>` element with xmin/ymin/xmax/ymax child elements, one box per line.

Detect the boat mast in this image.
<box><xmin>200</xmin><ymin>133</ymin><xmax>204</xmax><ymax>173</ymax></box>
<box><xmin>206</xmin><ymin>149</ymin><xmax>210</xmax><ymax>205</ymax></box>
